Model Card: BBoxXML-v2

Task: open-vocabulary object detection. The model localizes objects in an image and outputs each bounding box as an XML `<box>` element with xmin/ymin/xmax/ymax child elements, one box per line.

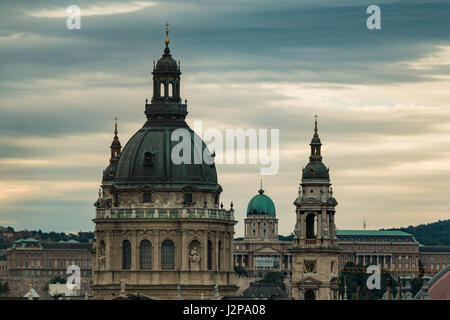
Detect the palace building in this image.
<box><xmin>92</xmin><ymin>26</ymin><xmax>238</xmax><ymax>299</ymax></box>
<box><xmin>234</xmin><ymin>185</ymin><xmax>292</xmax><ymax>278</ymax></box>
<box><xmin>290</xmin><ymin>118</ymin><xmax>340</xmax><ymax>300</ymax></box>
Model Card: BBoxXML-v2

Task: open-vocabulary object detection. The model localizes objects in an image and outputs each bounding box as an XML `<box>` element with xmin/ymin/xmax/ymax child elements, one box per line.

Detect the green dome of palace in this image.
<box><xmin>247</xmin><ymin>189</ymin><xmax>276</xmax><ymax>216</ymax></box>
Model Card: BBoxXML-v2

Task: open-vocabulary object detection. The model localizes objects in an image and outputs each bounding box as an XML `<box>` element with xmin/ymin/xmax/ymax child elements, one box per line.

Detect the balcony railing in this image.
<box><xmin>95</xmin><ymin>207</ymin><xmax>234</xmax><ymax>221</ymax></box>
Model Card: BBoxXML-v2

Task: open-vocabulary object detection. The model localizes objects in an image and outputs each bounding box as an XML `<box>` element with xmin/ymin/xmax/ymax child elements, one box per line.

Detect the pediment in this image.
<box><xmin>138</xmin><ymin>184</ymin><xmax>153</xmax><ymax>192</ymax></box>
<box><xmin>182</xmin><ymin>184</ymin><xmax>198</xmax><ymax>192</ymax></box>
<box><xmin>298</xmin><ymin>276</ymin><xmax>322</xmax><ymax>286</ymax></box>
<box><xmin>254</xmin><ymin>246</ymin><xmax>280</xmax><ymax>254</ymax></box>
<box><xmin>299</xmin><ymin>197</ymin><xmax>322</xmax><ymax>206</ymax></box>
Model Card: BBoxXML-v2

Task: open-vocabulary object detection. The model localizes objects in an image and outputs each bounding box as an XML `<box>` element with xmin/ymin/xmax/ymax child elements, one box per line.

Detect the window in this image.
<box><xmin>207</xmin><ymin>240</ymin><xmax>212</xmax><ymax>271</ymax></box>
<box><xmin>143</xmin><ymin>193</ymin><xmax>152</xmax><ymax>203</ymax></box>
<box><xmin>306</xmin><ymin>214</ymin><xmax>316</xmax><ymax>239</ymax></box>
<box><xmin>122</xmin><ymin>240</ymin><xmax>131</xmax><ymax>270</ymax></box>
<box><xmin>184</xmin><ymin>193</ymin><xmax>193</xmax><ymax>203</ymax></box>
<box><xmin>218</xmin><ymin>241</ymin><xmax>222</xmax><ymax>270</ymax></box>
<box><xmin>161</xmin><ymin>239</ymin><xmax>175</xmax><ymax>270</ymax></box>
<box><xmin>139</xmin><ymin>240</ymin><xmax>152</xmax><ymax>270</ymax></box>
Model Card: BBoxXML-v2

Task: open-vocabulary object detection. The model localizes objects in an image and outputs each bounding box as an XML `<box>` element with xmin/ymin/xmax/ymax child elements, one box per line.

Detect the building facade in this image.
<box><xmin>92</xmin><ymin>27</ymin><xmax>238</xmax><ymax>300</ymax></box>
<box><xmin>290</xmin><ymin>118</ymin><xmax>340</xmax><ymax>300</ymax></box>
<box><xmin>338</xmin><ymin>230</ymin><xmax>420</xmax><ymax>277</ymax></box>
<box><xmin>234</xmin><ymin>187</ymin><xmax>292</xmax><ymax>278</ymax></box>
<box><xmin>419</xmin><ymin>246</ymin><xmax>450</xmax><ymax>276</ymax></box>
<box><xmin>5</xmin><ymin>238</ymin><xmax>92</xmax><ymax>297</ymax></box>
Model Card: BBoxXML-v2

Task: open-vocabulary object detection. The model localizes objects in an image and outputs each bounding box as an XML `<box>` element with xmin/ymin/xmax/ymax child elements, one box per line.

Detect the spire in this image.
<box><xmin>258</xmin><ymin>179</ymin><xmax>264</xmax><ymax>194</ymax></box>
<box><xmin>314</xmin><ymin>114</ymin><xmax>318</xmax><ymax>134</ymax></box>
<box><xmin>309</xmin><ymin>115</ymin><xmax>322</xmax><ymax>161</ymax></box>
<box><xmin>165</xmin><ymin>22</ymin><xmax>170</xmax><ymax>47</ymax></box>
<box><xmin>110</xmin><ymin>117</ymin><xmax>121</xmax><ymax>164</ymax></box>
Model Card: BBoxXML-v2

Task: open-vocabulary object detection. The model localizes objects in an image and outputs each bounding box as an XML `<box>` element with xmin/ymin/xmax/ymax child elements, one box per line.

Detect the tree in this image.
<box><xmin>234</xmin><ymin>266</ymin><xmax>248</xmax><ymax>277</ymax></box>
<box><xmin>0</xmin><ymin>282</ymin><xmax>9</xmax><ymax>296</ymax></box>
<box><xmin>259</xmin><ymin>271</ymin><xmax>286</xmax><ymax>292</ymax></box>
<box><xmin>50</xmin><ymin>276</ymin><xmax>66</xmax><ymax>284</ymax></box>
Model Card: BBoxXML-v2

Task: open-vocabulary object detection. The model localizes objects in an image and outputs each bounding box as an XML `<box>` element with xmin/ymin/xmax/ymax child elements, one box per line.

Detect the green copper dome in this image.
<box><xmin>247</xmin><ymin>189</ymin><xmax>276</xmax><ymax>216</ymax></box>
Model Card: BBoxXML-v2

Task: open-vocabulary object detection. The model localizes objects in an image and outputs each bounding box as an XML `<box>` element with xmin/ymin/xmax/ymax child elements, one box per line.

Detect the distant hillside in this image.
<box><xmin>384</xmin><ymin>219</ymin><xmax>450</xmax><ymax>246</ymax></box>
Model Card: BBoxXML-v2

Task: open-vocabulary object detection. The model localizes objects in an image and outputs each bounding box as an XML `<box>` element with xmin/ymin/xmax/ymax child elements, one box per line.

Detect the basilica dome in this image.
<box><xmin>113</xmin><ymin>125</ymin><xmax>218</xmax><ymax>191</ymax></box>
<box><xmin>247</xmin><ymin>188</ymin><xmax>276</xmax><ymax>216</ymax></box>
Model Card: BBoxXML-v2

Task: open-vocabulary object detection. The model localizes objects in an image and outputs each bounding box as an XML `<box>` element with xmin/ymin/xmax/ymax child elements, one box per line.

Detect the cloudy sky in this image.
<box><xmin>0</xmin><ymin>0</ymin><xmax>449</xmax><ymax>236</ymax></box>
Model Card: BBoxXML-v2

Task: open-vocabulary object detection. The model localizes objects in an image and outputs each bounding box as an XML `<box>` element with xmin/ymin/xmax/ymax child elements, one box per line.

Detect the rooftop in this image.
<box><xmin>337</xmin><ymin>230</ymin><xmax>414</xmax><ymax>237</ymax></box>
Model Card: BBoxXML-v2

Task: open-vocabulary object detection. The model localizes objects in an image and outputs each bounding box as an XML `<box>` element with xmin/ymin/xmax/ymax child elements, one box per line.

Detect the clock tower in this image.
<box><xmin>290</xmin><ymin>116</ymin><xmax>340</xmax><ymax>300</ymax></box>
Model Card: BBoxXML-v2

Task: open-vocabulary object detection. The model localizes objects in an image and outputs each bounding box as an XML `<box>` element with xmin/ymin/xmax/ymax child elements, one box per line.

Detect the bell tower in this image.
<box><xmin>146</xmin><ymin>23</ymin><xmax>187</xmax><ymax>125</ymax></box>
<box><xmin>290</xmin><ymin>116</ymin><xmax>340</xmax><ymax>300</ymax></box>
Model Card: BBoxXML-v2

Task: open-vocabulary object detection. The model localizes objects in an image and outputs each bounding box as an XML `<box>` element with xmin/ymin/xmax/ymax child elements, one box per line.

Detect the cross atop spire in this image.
<box><xmin>165</xmin><ymin>22</ymin><xmax>170</xmax><ymax>46</ymax></box>
<box><xmin>258</xmin><ymin>179</ymin><xmax>264</xmax><ymax>194</ymax></box>
<box><xmin>314</xmin><ymin>114</ymin><xmax>318</xmax><ymax>134</ymax></box>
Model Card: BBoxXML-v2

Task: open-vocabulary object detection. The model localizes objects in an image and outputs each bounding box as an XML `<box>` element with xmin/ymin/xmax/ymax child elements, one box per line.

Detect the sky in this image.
<box><xmin>0</xmin><ymin>0</ymin><xmax>449</xmax><ymax>236</ymax></box>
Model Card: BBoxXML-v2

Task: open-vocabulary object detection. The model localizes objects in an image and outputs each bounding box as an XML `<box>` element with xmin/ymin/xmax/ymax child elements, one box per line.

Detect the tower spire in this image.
<box><xmin>110</xmin><ymin>117</ymin><xmax>122</xmax><ymax>164</ymax></box>
<box><xmin>309</xmin><ymin>115</ymin><xmax>322</xmax><ymax>161</ymax></box>
<box><xmin>165</xmin><ymin>22</ymin><xmax>170</xmax><ymax>47</ymax></box>
<box><xmin>314</xmin><ymin>114</ymin><xmax>318</xmax><ymax>134</ymax></box>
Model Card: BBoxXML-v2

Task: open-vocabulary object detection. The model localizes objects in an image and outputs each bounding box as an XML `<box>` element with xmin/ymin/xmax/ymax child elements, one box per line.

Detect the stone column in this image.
<box><xmin>154</xmin><ymin>231</ymin><xmax>160</xmax><ymax>270</ymax></box>
<box><xmin>317</xmin><ymin>212</ymin><xmax>322</xmax><ymax>239</ymax></box>
<box><xmin>203</xmin><ymin>231</ymin><xmax>208</xmax><ymax>271</ymax></box>
<box><xmin>181</xmin><ymin>231</ymin><xmax>188</xmax><ymax>271</ymax></box>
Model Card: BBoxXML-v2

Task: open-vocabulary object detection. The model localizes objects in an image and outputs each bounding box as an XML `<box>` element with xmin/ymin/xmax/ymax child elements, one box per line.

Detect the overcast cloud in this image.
<box><xmin>0</xmin><ymin>0</ymin><xmax>449</xmax><ymax>236</ymax></box>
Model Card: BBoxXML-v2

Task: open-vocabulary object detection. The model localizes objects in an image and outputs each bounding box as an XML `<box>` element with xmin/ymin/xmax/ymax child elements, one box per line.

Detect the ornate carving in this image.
<box><xmin>189</xmin><ymin>247</ymin><xmax>201</xmax><ymax>271</ymax></box>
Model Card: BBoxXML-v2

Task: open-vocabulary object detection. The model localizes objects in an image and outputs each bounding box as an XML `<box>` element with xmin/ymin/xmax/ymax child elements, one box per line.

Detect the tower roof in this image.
<box><xmin>246</xmin><ymin>185</ymin><xmax>276</xmax><ymax>216</ymax></box>
<box><xmin>302</xmin><ymin>116</ymin><xmax>330</xmax><ymax>182</ymax></box>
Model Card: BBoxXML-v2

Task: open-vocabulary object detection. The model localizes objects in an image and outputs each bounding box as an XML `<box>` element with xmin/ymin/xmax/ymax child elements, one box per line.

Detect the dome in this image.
<box><xmin>302</xmin><ymin>161</ymin><xmax>329</xmax><ymax>181</ymax></box>
<box><xmin>247</xmin><ymin>189</ymin><xmax>276</xmax><ymax>216</ymax></box>
<box><xmin>155</xmin><ymin>47</ymin><xmax>179</xmax><ymax>73</ymax></box>
<box><xmin>113</xmin><ymin>124</ymin><xmax>219</xmax><ymax>191</ymax></box>
<box><xmin>102</xmin><ymin>163</ymin><xmax>117</xmax><ymax>182</ymax></box>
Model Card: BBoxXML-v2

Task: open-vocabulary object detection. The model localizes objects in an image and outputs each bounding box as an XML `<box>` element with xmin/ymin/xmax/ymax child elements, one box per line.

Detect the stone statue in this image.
<box><xmin>99</xmin><ymin>242</ymin><xmax>106</xmax><ymax>268</ymax></box>
<box><xmin>321</xmin><ymin>186</ymin><xmax>327</xmax><ymax>202</ymax></box>
<box><xmin>120</xmin><ymin>279</ymin><xmax>126</xmax><ymax>297</ymax></box>
<box><xmin>189</xmin><ymin>247</ymin><xmax>201</xmax><ymax>271</ymax></box>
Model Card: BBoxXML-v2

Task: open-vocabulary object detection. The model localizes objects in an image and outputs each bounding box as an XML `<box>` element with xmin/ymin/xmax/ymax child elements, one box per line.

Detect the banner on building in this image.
<box><xmin>255</xmin><ymin>257</ymin><xmax>279</xmax><ymax>268</ymax></box>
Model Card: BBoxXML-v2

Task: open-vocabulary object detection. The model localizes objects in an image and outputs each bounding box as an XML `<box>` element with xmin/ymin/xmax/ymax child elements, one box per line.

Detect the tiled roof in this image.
<box><xmin>41</xmin><ymin>242</ymin><xmax>92</xmax><ymax>250</ymax></box>
<box><xmin>337</xmin><ymin>230</ymin><xmax>413</xmax><ymax>237</ymax></box>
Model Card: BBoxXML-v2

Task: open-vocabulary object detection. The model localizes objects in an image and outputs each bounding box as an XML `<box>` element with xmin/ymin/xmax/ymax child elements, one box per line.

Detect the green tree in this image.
<box><xmin>234</xmin><ymin>265</ymin><xmax>248</xmax><ymax>277</ymax></box>
<box><xmin>50</xmin><ymin>276</ymin><xmax>67</xmax><ymax>284</ymax></box>
<box><xmin>0</xmin><ymin>282</ymin><xmax>9</xmax><ymax>296</ymax></box>
<box><xmin>259</xmin><ymin>271</ymin><xmax>286</xmax><ymax>292</ymax></box>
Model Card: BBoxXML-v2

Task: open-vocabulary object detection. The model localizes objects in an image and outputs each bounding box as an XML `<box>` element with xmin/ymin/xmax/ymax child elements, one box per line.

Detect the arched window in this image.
<box><xmin>159</xmin><ymin>82</ymin><xmax>164</xmax><ymax>97</ymax></box>
<box><xmin>207</xmin><ymin>240</ymin><xmax>212</xmax><ymax>270</ymax></box>
<box><xmin>161</xmin><ymin>239</ymin><xmax>175</xmax><ymax>270</ymax></box>
<box><xmin>168</xmin><ymin>83</ymin><xmax>173</xmax><ymax>97</ymax></box>
<box><xmin>122</xmin><ymin>240</ymin><xmax>131</xmax><ymax>270</ymax></box>
<box><xmin>139</xmin><ymin>240</ymin><xmax>152</xmax><ymax>270</ymax></box>
<box><xmin>184</xmin><ymin>193</ymin><xmax>193</xmax><ymax>203</ymax></box>
<box><xmin>143</xmin><ymin>193</ymin><xmax>152</xmax><ymax>203</ymax></box>
<box><xmin>306</xmin><ymin>214</ymin><xmax>316</xmax><ymax>239</ymax></box>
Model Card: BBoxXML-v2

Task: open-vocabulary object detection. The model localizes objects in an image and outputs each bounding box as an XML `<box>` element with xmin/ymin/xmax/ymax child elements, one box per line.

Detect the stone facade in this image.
<box><xmin>4</xmin><ymin>239</ymin><xmax>92</xmax><ymax>297</ymax></box>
